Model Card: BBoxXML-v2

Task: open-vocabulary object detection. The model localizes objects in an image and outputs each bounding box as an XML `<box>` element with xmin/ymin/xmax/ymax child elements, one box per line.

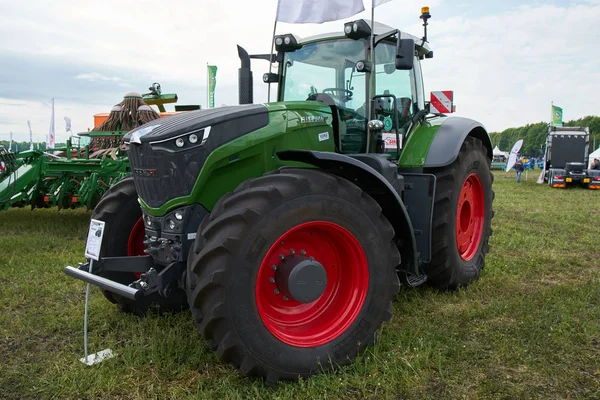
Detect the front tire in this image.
<box><xmin>186</xmin><ymin>168</ymin><xmax>400</xmax><ymax>382</ymax></box>
<box><xmin>423</xmin><ymin>136</ymin><xmax>494</xmax><ymax>289</ymax></box>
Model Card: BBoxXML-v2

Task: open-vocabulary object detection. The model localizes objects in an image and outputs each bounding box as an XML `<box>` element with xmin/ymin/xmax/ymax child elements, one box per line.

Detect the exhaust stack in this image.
<box><xmin>237</xmin><ymin>45</ymin><xmax>253</xmax><ymax>105</ymax></box>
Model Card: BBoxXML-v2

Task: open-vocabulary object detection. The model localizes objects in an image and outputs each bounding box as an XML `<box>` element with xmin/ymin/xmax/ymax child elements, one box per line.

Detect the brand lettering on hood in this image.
<box><xmin>300</xmin><ymin>115</ymin><xmax>325</xmax><ymax>124</ymax></box>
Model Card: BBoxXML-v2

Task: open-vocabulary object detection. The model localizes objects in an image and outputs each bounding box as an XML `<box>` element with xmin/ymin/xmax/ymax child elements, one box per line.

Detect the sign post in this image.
<box><xmin>80</xmin><ymin>219</ymin><xmax>115</xmax><ymax>365</ymax></box>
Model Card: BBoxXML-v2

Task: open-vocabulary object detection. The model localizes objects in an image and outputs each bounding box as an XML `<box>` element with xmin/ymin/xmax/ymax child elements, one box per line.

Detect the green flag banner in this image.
<box><xmin>208</xmin><ymin>65</ymin><xmax>217</xmax><ymax>108</ymax></box>
<box><xmin>552</xmin><ymin>105</ymin><xmax>563</xmax><ymax>127</ymax></box>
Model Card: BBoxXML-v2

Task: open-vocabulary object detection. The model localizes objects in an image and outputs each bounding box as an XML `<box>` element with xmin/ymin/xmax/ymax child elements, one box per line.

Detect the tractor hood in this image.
<box><xmin>124</xmin><ymin>104</ymin><xmax>268</xmax><ymax>146</ymax></box>
<box><xmin>124</xmin><ymin>104</ymin><xmax>269</xmax><ymax>209</ymax></box>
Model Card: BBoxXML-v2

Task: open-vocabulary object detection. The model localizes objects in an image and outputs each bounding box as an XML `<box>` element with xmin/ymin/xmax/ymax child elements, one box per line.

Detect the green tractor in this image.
<box><xmin>65</xmin><ymin>10</ymin><xmax>494</xmax><ymax>382</ymax></box>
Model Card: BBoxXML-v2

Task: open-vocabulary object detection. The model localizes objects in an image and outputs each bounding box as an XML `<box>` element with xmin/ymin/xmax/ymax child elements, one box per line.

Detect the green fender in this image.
<box><xmin>398</xmin><ymin>116</ymin><xmax>492</xmax><ymax>168</ymax></box>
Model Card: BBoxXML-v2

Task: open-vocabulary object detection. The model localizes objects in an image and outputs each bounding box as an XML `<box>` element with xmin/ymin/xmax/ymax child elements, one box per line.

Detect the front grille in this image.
<box><xmin>129</xmin><ymin>143</ymin><xmax>203</xmax><ymax>208</ymax></box>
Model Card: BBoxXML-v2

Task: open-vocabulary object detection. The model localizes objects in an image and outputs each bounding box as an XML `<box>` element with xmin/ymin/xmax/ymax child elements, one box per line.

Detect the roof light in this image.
<box><xmin>274</xmin><ymin>34</ymin><xmax>300</xmax><ymax>52</ymax></box>
<box><xmin>344</xmin><ymin>20</ymin><xmax>371</xmax><ymax>40</ymax></box>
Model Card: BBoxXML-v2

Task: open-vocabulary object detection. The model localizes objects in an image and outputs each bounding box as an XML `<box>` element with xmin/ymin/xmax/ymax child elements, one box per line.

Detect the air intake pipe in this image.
<box><xmin>237</xmin><ymin>45</ymin><xmax>253</xmax><ymax>105</ymax></box>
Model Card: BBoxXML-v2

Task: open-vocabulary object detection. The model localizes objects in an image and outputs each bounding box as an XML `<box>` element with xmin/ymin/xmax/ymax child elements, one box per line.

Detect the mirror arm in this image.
<box><xmin>405</xmin><ymin>108</ymin><xmax>429</xmax><ymax>141</ymax></box>
<box><xmin>411</xmin><ymin>108</ymin><xmax>428</xmax><ymax>125</ymax></box>
<box><xmin>373</xmin><ymin>29</ymin><xmax>399</xmax><ymax>47</ymax></box>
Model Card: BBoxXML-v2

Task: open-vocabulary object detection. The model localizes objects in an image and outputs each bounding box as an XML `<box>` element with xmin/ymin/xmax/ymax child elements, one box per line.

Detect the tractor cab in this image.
<box><xmin>267</xmin><ymin>19</ymin><xmax>434</xmax><ymax>159</ymax></box>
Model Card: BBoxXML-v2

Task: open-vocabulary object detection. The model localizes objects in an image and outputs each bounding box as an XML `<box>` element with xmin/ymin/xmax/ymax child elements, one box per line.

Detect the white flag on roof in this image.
<box><xmin>276</xmin><ymin>0</ymin><xmax>365</xmax><ymax>24</ymax></box>
<box><xmin>373</xmin><ymin>0</ymin><xmax>393</xmax><ymax>6</ymax></box>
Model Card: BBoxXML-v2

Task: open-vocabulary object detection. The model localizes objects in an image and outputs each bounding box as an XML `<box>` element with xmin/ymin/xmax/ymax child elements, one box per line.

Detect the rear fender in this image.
<box><xmin>424</xmin><ymin>117</ymin><xmax>492</xmax><ymax>168</ymax></box>
<box><xmin>277</xmin><ymin>150</ymin><xmax>419</xmax><ymax>274</ymax></box>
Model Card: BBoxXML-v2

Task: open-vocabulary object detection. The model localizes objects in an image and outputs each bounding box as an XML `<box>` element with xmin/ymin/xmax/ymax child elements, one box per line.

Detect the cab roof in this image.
<box><xmin>294</xmin><ymin>20</ymin><xmax>432</xmax><ymax>55</ymax></box>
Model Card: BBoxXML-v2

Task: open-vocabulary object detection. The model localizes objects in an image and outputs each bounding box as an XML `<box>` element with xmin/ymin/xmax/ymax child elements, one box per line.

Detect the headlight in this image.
<box><xmin>161</xmin><ymin>208</ymin><xmax>189</xmax><ymax>233</ymax></box>
<box><xmin>148</xmin><ymin>126</ymin><xmax>211</xmax><ymax>152</ymax></box>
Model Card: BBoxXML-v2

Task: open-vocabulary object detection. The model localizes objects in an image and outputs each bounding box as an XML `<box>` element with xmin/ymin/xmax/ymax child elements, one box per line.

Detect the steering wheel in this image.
<box><xmin>322</xmin><ymin>88</ymin><xmax>353</xmax><ymax>102</ymax></box>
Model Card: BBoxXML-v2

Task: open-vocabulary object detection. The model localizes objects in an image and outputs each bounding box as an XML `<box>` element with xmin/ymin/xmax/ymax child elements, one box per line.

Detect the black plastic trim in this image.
<box><xmin>93</xmin><ymin>255</ymin><xmax>153</xmax><ymax>273</ymax></box>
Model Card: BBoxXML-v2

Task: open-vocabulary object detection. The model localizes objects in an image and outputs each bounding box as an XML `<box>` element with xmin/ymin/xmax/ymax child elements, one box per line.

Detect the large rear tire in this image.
<box><xmin>423</xmin><ymin>136</ymin><xmax>494</xmax><ymax>289</ymax></box>
<box><xmin>186</xmin><ymin>168</ymin><xmax>400</xmax><ymax>382</ymax></box>
<box><xmin>91</xmin><ymin>176</ymin><xmax>187</xmax><ymax>315</ymax></box>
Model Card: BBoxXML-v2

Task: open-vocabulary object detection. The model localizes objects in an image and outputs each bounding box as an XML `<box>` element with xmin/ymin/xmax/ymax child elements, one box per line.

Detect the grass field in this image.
<box><xmin>1</xmin><ymin>171</ymin><xmax>599</xmax><ymax>399</ymax></box>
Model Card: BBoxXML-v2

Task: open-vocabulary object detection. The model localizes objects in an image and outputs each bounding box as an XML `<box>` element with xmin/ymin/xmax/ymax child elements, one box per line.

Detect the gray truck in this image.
<box><xmin>544</xmin><ymin>126</ymin><xmax>600</xmax><ymax>189</ymax></box>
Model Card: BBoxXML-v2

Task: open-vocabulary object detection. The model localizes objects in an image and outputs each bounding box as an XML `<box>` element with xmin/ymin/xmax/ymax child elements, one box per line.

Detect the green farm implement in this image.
<box><xmin>0</xmin><ymin>86</ymin><xmax>189</xmax><ymax>210</ymax></box>
<box><xmin>65</xmin><ymin>8</ymin><xmax>494</xmax><ymax>382</ymax></box>
<box><xmin>0</xmin><ymin>140</ymin><xmax>128</xmax><ymax>210</ymax></box>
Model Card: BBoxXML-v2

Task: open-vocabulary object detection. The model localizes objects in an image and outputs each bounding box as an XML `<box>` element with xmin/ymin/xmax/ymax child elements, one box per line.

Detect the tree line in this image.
<box><xmin>489</xmin><ymin>116</ymin><xmax>600</xmax><ymax>157</ymax></box>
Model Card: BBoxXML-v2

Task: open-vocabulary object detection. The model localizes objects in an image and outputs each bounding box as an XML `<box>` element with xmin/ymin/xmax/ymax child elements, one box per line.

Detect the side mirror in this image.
<box><xmin>430</xmin><ymin>91</ymin><xmax>455</xmax><ymax>114</ymax></box>
<box><xmin>395</xmin><ymin>38</ymin><xmax>415</xmax><ymax>70</ymax></box>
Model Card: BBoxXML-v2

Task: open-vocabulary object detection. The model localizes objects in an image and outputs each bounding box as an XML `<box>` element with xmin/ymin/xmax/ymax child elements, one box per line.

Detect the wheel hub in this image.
<box><xmin>275</xmin><ymin>254</ymin><xmax>327</xmax><ymax>303</ymax></box>
<box><xmin>256</xmin><ymin>221</ymin><xmax>369</xmax><ymax>347</ymax></box>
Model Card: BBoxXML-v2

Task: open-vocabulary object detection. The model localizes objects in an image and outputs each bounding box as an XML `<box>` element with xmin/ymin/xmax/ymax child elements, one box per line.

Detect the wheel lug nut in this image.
<box><xmin>269</xmin><ymin>278</ymin><xmax>275</xmax><ymax>283</ymax></box>
<box><xmin>283</xmin><ymin>296</ymin><xmax>289</xmax><ymax>301</ymax></box>
<box><xmin>300</xmin><ymin>249</ymin><xmax>306</xmax><ymax>255</ymax></box>
<box><xmin>274</xmin><ymin>289</ymin><xmax>280</xmax><ymax>295</ymax></box>
<box><xmin>290</xmin><ymin>249</ymin><xmax>295</xmax><ymax>254</ymax></box>
<box><xmin>279</xmin><ymin>254</ymin><xmax>285</xmax><ymax>260</ymax></box>
<box><xmin>310</xmin><ymin>256</ymin><xmax>315</xmax><ymax>261</ymax></box>
<box><xmin>271</xmin><ymin>265</ymin><xmax>277</xmax><ymax>271</ymax></box>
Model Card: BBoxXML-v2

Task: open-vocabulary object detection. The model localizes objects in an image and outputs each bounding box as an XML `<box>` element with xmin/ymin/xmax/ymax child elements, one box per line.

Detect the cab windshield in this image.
<box><xmin>282</xmin><ymin>39</ymin><xmax>367</xmax><ymax>116</ymax></box>
<box><xmin>281</xmin><ymin>38</ymin><xmax>421</xmax><ymax>153</ymax></box>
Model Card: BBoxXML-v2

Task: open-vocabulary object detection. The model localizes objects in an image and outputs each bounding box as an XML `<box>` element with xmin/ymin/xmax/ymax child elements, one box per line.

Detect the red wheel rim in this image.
<box><xmin>128</xmin><ymin>217</ymin><xmax>146</xmax><ymax>278</ymax></box>
<box><xmin>256</xmin><ymin>221</ymin><xmax>369</xmax><ymax>347</ymax></box>
<box><xmin>455</xmin><ymin>173</ymin><xmax>485</xmax><ymax>261</ymax></box>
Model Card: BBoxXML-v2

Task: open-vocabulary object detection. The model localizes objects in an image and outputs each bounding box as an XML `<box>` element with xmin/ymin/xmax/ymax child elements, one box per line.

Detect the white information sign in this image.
<box><xmin>84</xmin><ymin>219</ymin><xmax>105</xmax><ymax>261</ymax></box>
<box><xmin>383</xmin><ymin>132</ymin><xmax>402</xmax><ymax>150</ymax></box>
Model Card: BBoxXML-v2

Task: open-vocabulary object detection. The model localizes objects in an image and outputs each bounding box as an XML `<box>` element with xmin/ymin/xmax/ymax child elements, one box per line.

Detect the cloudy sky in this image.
<box><xmin>1</xmin><ymin>0</ymin><xmax>599</xmax><ymax>143</ymax></box>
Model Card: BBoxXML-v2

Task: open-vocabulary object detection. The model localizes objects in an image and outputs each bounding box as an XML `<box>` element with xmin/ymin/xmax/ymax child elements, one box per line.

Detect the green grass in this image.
<box><xmin>1</xmin><ymin>171</ymin><xmax>599</xmax><ymax>399</ymax></box>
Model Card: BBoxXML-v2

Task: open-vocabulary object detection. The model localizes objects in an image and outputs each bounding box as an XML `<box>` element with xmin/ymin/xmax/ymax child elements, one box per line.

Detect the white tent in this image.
<box><xmin>589</xmin><ymin>147</ymin><xmax>600</xmax><ymax>168</ymax></box>
<box><xmin>493</xmin><ymin>146</ymin><xmax>508</xmax><ymax>158</ymax></box>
